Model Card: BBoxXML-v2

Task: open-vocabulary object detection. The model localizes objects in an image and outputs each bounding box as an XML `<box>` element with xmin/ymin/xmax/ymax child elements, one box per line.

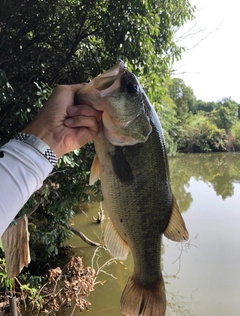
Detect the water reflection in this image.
<box><xmin>62</xmin><ymin>153</ymin><xmax>240</xmax><ymax>316</ymax></box>
<box><xmin>170</xmin><ymin>152</ymin><xmax>240</xmax><ymax>208</ymax></box>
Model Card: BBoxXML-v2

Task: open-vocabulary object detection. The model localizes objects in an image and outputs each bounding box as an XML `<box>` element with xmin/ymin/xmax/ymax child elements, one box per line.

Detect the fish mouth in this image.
<box><xmin>93</xmin><ymin>60</ymin><xmax>126</xmax><ymax>92</ymax></box>
<box><xmin>74</xmin><ymin>60</ymin><xmax>126</xmax><ymax>107</ymax></box>
<box><xmin>75</xmin><ymin>61</ymin><xmax>152</xmax><ymax>146</ymax></box>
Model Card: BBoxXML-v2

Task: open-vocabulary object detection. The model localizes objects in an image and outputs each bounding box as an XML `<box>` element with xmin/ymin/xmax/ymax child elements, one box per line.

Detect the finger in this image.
<box><xmin>44</xmin><ymin>85</ymin><xmax>75</xmax><ymax>109</ymax></box>
<box><xmin>67</xmin><ymin>105</ymin><xmax>102</xmax><ymax>122</ymax></box>
<box><xmin>70</xmin><ymin>83</ymin><xmax>87</xmax><ymax>92</ymax></box>
<box><xmin>64</xmin><ymin>116</ymin><xmax>99</xmax><ymax>133</ymax></box>
<box><xmin>46</xmin><ymin>84</ymin><xmax>86</xmax><ymax>107</ymax></box>
<box><xmin>75</xmin><ymin>127</ymin><xmax>98</xmax><ymax>146</ymax></box>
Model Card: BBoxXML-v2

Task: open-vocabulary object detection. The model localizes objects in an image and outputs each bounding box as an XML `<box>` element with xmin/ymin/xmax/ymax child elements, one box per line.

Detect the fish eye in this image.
<box><xmin>126</xmin><ymin>82</ymin><xmax>139</xmax><ymax>95</ymax></box>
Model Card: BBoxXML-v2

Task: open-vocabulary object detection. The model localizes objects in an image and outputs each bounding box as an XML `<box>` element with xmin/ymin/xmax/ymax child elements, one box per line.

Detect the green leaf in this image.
<box><xmin>0</xmin><ymin>238</ymin><xmax>4</xmax><ymax>252</ymax></box>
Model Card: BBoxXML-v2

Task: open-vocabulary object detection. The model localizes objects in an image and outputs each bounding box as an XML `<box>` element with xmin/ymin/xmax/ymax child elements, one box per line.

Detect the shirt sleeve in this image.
<box><xmin>0</xmin><ymin>139</ymin><xmax>53</xmax><ymax>237</ymax></box>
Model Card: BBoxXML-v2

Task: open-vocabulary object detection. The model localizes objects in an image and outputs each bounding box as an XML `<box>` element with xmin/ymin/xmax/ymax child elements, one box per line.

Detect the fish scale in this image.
<box><xmin>95</xmin><ymin>115</ymin><xmax>171</xmax><ymax>288</ymax></box>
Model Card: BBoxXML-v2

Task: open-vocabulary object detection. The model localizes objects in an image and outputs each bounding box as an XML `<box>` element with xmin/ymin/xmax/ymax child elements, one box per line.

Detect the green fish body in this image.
<box><xmin>76</xmin><ymin>62</ymin><xmax>188</xmax><ymax>316</ymax></box>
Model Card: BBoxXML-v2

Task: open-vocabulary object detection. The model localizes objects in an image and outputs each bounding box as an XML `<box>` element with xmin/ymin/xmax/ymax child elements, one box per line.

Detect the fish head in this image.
<box><xmin>75</xmin><ymin>61</ymin><xmax>152</xmax><ymax>146</ymax></box>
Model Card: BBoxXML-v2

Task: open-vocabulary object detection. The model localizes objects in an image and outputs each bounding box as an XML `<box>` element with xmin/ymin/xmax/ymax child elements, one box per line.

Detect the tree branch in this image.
<box><xmin>70</xmin><ymin>227</ymin><xmax>101</xmax><ymax>247</ymax></box>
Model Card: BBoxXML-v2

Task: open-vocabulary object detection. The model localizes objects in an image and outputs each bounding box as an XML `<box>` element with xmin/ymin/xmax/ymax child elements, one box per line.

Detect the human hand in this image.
<box><xmin>22</xmin><ymin>84</ymin><xmax>102</xmax><ymax>158</ymax></box>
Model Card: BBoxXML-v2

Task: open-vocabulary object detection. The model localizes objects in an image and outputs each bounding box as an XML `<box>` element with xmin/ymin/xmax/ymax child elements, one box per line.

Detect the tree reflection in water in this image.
<box><xmin>169</xmin><ymin>152</ymin><xmax>240</xmax><ymax>211</ymax></box>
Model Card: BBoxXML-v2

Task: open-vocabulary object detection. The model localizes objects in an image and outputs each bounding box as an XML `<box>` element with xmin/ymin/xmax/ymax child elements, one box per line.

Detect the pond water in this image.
<box><xmin>64</xmin><ymin>152</ymin><xmax>240</xmax><ymax>316</ymax></box>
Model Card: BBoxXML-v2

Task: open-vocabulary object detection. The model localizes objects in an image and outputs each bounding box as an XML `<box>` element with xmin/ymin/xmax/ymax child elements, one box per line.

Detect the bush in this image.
<box><xmin>230</xmin><ymin>121</ymin><xmax>240</xmax><ymax>151</ymax></box>
<box><xmin>177</xmin><ymin>119</ymin><xmax>227</xmax><ymax>152</ymax></box>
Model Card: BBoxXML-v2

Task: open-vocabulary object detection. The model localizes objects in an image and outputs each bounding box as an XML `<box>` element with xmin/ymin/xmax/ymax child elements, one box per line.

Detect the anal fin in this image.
<box><xmin>164</xmin><ymin>194</ymin><xmax>189</xmax><ymax>242</ymax></box>
<box><xmin>104</xmin><ymin>219</ymin><xmax>129</xmax><ymax>260</ymax></box>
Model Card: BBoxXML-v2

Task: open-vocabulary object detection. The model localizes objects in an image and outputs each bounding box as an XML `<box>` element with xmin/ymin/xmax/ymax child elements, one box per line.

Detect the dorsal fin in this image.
<box><xmin>164</xmin><ymin>194</ymin><xmax>189</xmax><ymax>241</ymax></box>
<box><xmin>104</xmin><ymin>219</ymin><xmax>129</xmax><ymax>260</ymax></box>
<box><xmin>89</xmin><ymin>154</ymin><xmax>100</xmax><ymax>185</ymax></box>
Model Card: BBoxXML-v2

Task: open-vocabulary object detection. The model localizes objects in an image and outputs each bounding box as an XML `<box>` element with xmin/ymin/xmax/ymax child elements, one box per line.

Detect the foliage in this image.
<box><xmin>0</xmin><ymin>258</ymin><xmax>13</xmax><ymax>292</ymax></box>
<box><xmin>176</xmin><ymin>116</ymin><xmax>227</xmax><ymax>153</ymax></box>
<box><xmin>0</xmin><ymin>239</ymin><xmax>3</xmax><ymax>254</ymax></box>
<box><xmin>0</xmin><ymin>252</ymin><xmax>44</xmax><ymax>309</ymax></box>
<box><xmin>189</xmin><ymin>97</ymin><xmax>239</xmax><ymax>132</ymax></box>
<box><xmin>20</xmin><ymin>282</ymin><xmax>44</xmax><ymax>310</ymax></box>
<box><xmin>0</xmin><ymin>0</ymin><xmax>196</xmax><ymax>258</ymax></box>
<box><xmin>210</xmin><ymin>98</ymin><xmax>239</xmax><ymax>131</ymax></box>
<box><xmin>155</xmin><ymin>94</ymin><xmax>178</xmax><ymax>156</ymax></box>
<box><xmin>230</xmin><ymin>121</ymin><xmax>240</xmax><ymax>151</ymax></box>
<box><xmin>167</xmin><ymin>77</ymin><xmax>196</xmax><ymax>123</ymax></box>
<box><xmin>191</xmin><ymin>99</ymin><xmax>215</xmax><ymax>114</ymax></box>
<box><xmin>163</xmin><ymin>79</ymin><xmax>240</xmax><ymax>153</ymax></box>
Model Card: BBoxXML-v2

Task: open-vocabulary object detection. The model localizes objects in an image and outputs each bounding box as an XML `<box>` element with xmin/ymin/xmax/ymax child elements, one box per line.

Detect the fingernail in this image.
<box><xmin>65</xmin><ymin>118</ymin><xmax>73</xmax><ymax>126</ymax></box>
<box><xmin>68</xmin><ymin>106</ymin><xmax>77</xmax><ymax>116</ymax></box>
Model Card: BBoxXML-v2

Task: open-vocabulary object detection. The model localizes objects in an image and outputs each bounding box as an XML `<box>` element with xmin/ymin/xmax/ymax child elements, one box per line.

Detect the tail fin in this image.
<box><xmin>120</xmin><ymin>275</ymin><xmax>166</xmax><ymax>316</ymax></box>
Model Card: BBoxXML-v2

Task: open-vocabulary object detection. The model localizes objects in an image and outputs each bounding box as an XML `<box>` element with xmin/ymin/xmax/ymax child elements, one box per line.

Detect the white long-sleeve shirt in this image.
<box><xmin>0</xmin><ymin>140</ymin><xmax>53</xmax><ymax>236</ymax></box>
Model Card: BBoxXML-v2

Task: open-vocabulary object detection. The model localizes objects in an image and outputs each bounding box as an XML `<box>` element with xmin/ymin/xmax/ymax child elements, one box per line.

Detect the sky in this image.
<box><xmin>173</xmin><ymin>0</ymin><xmax>240</xmax><ymax>103</ymax></box>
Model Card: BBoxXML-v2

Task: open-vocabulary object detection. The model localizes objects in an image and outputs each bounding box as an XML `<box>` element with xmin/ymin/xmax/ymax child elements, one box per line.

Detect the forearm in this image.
<box><xmin>0</xmin><ymin>140</ymin><xmax>53</xmax><ymax>236</ymax></box>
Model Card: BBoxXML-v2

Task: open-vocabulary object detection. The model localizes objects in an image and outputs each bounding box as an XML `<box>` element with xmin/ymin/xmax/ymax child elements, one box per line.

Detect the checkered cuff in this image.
<box><xmin>14</xmin><ymin>133</ymin><xmax>58</xmax><ymax>167</ymax></box>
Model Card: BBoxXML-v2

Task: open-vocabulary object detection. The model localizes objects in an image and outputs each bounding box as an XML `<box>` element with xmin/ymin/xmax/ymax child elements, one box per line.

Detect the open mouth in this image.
<box><xmin>93</xmin><ymin>60</ymin><xmax>126</xmax><ymax>91</ymax></box>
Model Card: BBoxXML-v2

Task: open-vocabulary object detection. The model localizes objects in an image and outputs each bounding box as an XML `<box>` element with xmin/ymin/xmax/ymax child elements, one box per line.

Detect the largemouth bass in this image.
<box><xmin>75</xmin><ymin>61</ymin><xmax>189</xmax><ymax>316</ymax></box>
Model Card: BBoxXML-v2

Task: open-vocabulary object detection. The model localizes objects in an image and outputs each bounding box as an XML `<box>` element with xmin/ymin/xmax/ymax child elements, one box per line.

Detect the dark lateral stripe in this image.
<box><xmin>111</xmin><ymin>147</ymin><xmax>134</xmax><ymax>184</ymax></box>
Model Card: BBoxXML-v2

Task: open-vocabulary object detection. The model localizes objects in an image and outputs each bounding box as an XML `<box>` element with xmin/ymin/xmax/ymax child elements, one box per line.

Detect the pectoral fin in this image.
<box><xmin>89</xmin><ymin>155</ymin><xmax>100</xmax><ymax>185</ymax></box>
<box><xmin>104</xmin><ymin>219</ymin><xmax>129</xmax><ymax>260</ymax></box>
<box><xmin>164</xmin><ymin>195</ymin><xmax>189</xmax><ymax>242</ymax></box>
